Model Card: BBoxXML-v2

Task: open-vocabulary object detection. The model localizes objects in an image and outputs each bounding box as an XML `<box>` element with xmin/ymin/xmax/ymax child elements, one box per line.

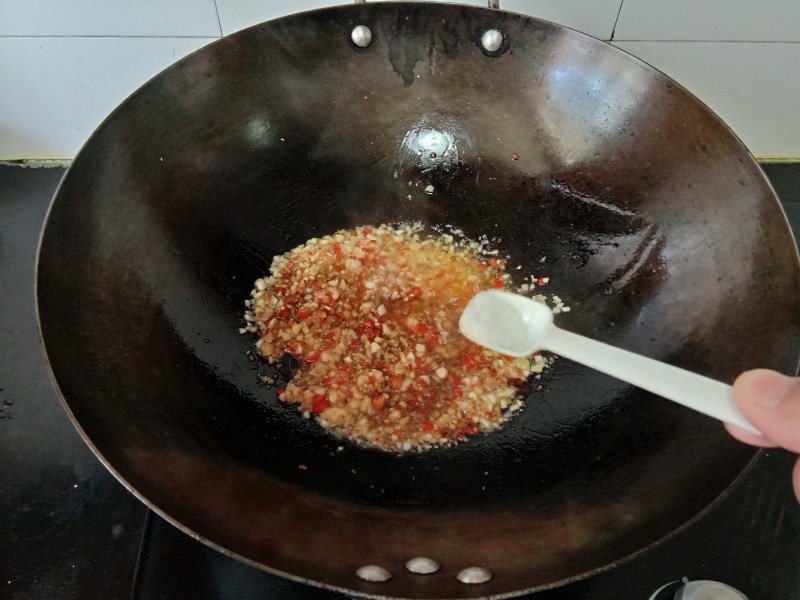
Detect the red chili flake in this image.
<box><xmin>304</xmin><ymin>350</ymin><xmax>321</xmax><ymax>364</ymax></box>
<box><xmin>422</xmin><ymin>422</ymin><xmax>434</xmax><ymax>432</ymax></box>
<box><xmin>409</xmin><ymin>323</ymin><xmax>430</xmax><ymax>335</ymax></box>
<box><xmin>311</xmin><ymin>394</ymin><xmax>330</xmax><ymax>414</ymax></box>
<box><xmin>332</xmin><ymin>244</ymin><xmax>344</xmax><ymax>260</ymax></box>
<box><xmin>512</xmin><ymin>153</ymin><xmax>520</xmax><ymax>161</ymax></box>
<box><xmin>460</xmin><ymin>355</ymin><xmax>476</xmax><ymax>368</ymax></box>
<box><xmin>488</xmin><ymin>258</ymin><xmax>497</xmax><ymax>266</ymax></box>
<box><xmin>410</xmin><ymin>287</ymin><xmax>423</xmax><ymax>298</ymax></box>
<box><xmin>453</xmin><ymin>388</ymin><xmax>464</xmax><ymax>398</ymax></box>
<box><xmin>537</xmin><ymin>278</ymin><xmax>546</xmax><ymax>286</ymax></box>
<box><xmin>297</xmin><ymin>310</ymin><xmax>309</xmax><ymax>320</ymax></box>
<box><xmin>493</xmin><ymin>278</ymin><xmax>504</xmax><ymax>288</ymax></box>
<box><xmin>274</xmin><ymin>308</ymin><xmax>291</xmax><ymax>320</ymax></box>
<box><xmin>276</xmin><ymin>388</ymin><xmax>284</xmax><ymax>396</ymax></box>
<box><xmin>340</xmin><ymin>363</ymin><xmax>350</xmax><ymax>373</ymax></box>
<box><xmin>348</xmin><ymin>339</ymin><xmax>361</xmax><ymax>351</ymax></box>
<box><xmin>362</xmin><ymin>227</ymin><xmax>374</xmax><ymax>236</ymax></box>
<box><xmin>357</xmin><ymin>321</ymin><xmax>380</xmax><ymax>341</ymax></box>
<box><xmin>322</xmin><ymin>339</ymin><xmax>336</xmax><ymax>351</ymax></box>
<box><xmin>459</xmin><ymin>424</ymin><xmax>480</xmax><ymax>437</ymax></box>
<box><xmin>372</xmin><ymin>397</ymin><xmax>386</xmax><ymax>410</ymax></box>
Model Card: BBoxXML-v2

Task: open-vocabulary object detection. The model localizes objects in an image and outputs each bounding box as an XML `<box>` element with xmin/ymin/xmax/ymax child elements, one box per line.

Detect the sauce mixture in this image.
<box><xmin>245</xmin><ymin>224</ymin><xmax>551</xmax><ymax>451</ymax></box>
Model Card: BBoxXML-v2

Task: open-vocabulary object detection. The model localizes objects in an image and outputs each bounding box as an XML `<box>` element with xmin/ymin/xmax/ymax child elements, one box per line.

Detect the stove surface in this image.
<box><xmin>2</xmin><ymin>163</ymin><xmax>799</xmax><ymax>600</ymax></box>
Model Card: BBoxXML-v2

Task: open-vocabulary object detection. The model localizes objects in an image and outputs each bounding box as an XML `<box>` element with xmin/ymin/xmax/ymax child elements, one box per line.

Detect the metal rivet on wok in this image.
<box><xmin>457</xmin><ymin>566</ymin><xmax>493</xmax><ymax>584</ymax></box>
<box><xmin>356</xmin><ymin>565</ymin><xmax>391</xmax><ymax>582</ymax></box>
<box><xmin>351</xmin><ymin>25</ymin><xmax>373</xmax><ymax>48</ymax></box>
<box><xmin>405</xmin><ymin>556</ymin><xmax>440</xmax><ymax>574</ymax></box>
<box><xmin>480</xmin><ymin>29</ymin><xmax>503</xmax><ymax>53</ymax></box>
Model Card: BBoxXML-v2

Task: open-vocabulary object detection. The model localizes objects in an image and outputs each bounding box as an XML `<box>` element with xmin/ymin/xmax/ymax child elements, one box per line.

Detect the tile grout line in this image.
<box><xmin>609</xmin><ymin>0</ymin><xmax>625</xmax><ymax>42</ymax></box>
<box><xmin>0</xmin><ymin>34</ymin><xmax>221</xmax><ymax>39</ymax></box>
<box><xmin>612</xmin><ymin>39</ymin><xmax>800</xmax><ymax>44</ymax></box>
<box><xmin>212</xmin><ymin>0</ymin><xmax>224</xmax><ymax>37</ymax></box>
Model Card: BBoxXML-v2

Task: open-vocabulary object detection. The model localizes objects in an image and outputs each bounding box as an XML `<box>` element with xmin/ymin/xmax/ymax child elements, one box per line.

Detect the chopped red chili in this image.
<box><xmin>311</xmin><ymin>395</ymin><xmax>330</xmax><ymax>414</ymax></box>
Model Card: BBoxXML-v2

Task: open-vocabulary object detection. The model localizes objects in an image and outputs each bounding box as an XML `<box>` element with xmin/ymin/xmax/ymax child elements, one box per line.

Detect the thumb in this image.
<box><xmin>729</xmin><ymin>369</ymin><xmax>800</xmax><ymax>453</ymax></box>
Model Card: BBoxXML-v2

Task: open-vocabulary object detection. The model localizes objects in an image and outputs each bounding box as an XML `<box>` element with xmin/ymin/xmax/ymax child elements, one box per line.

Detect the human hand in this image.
<box><xmin>725</xmin><ymin>369</ymin><xmax>800</xmax><ymax>502</ymax></box>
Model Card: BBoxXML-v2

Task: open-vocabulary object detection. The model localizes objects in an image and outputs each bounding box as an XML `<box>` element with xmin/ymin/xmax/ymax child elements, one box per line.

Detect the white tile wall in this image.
<box><xmin>615</xmin><ymin>0</ymin><xmax>800</xmax><ymax>42</ymax></box>
<box><xmin>0</xmin><ymin>0</ymin><xmax>221</xmax><ymax>37</ymax></box>
<box><xmin>1</xmin><ymin>0</ymin><xmax>799</xmax><ymax>159</ymax></box>
<box><xmin>614</xmin><ymin>41</ymin><xmax>800</xmax><ymax>158</ymax></box>
<box><xmin>216</xmin><ymin>0</ymin><xmax>341</xmax><ymax>36</ymax></box>
<box><xmin>501</xmin><ymin>0</ymin><xmax>622</xmax><ymax>40</ymax></box>
<box><xmin>215</xmin><ymin>0</ymin><xmax>622</xmax><ymax>39</ymax></box>
<box><xmin>0</xmin><ymin>37</ymin><xmax>215</xmax><ymax>158</ymax></box>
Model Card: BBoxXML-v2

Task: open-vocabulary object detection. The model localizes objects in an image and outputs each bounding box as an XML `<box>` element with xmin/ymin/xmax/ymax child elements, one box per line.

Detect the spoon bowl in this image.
<box><xmin>460</xmin><ymin>290</ymin><xmax>760</xmax><ymax>435</ymax></box>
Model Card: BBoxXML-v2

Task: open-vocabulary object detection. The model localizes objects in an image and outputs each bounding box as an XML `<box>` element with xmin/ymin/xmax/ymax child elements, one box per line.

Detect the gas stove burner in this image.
<box><xmin>650</xmin><ymin>578</ymin><xmax>747</xmax><ymax>600</ymax></box>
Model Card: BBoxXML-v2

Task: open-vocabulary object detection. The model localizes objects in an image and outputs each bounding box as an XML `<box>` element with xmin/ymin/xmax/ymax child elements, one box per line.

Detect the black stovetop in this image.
<box><xmin>2</xmin><ymin>163</ymin><xmax>799</xmax><ymax>600</ymax></box>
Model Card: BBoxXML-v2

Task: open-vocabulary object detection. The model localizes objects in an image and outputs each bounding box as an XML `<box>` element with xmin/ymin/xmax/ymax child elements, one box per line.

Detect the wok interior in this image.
<box><xmin>37</xmin><ymin>4</ymin><xmax>799</xmax><ymax>598</ymax></box>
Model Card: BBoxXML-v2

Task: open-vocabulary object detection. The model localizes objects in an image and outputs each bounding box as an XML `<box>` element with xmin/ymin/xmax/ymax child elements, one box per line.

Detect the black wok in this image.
<box><xmin>36</xmin><ymin>3</ymin><xmax>800</xmax><ymax>598</ymax></box>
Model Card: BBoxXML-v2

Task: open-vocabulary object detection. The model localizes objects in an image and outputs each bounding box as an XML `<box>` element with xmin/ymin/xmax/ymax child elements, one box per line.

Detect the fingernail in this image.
<box><xmin>739</xmin><ymin>370</ymin><xmax>796</xmax><ymax>408</ymax></box>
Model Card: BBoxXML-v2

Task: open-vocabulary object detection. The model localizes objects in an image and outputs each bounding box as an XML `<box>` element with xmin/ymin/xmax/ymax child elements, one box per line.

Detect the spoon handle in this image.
<box><xmin>545</xmin><ymin>327</ymin><xmax>761</xmax><ymax>435</ymax></box>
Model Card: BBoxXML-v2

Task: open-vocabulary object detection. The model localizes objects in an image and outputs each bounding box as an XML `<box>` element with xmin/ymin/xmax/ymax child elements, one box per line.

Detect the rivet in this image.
<box><xmin>351</xmin><ymin>25</ymin><xmax>373</xmax><ymax>48</ymax></box>
<box><xmin>405</xmin><ymin>556</ymin><xmax>440</xmax><ymax>574</ymax></box>
<box><xmin>481</xmin><ymin>29</ymin><xmax>503</xmax><ymax>53</ymax></box>
<box><xmin>356</xmin><ymin>565</ymin><xmax>391</xmax><ymax>582</ymax></box>
<box><xmin>457</xmin><ymin>566</ymin><xmax>493</xmax><ymax>584</ymax></box>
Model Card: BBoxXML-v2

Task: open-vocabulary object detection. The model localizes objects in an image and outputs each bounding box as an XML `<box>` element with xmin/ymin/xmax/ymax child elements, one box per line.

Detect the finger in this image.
<box><xmin>724</xmin><ymin>422</ymin><xmax>779</xmax><ymax>448</ymax></box>
<box><xmin>732</xmin><ymin>369</ymin><xmax>800</xmax><ymax>454</ymax></box>
<box><xmin>794</xmin><ymin>459</ymin><xmax>800</xmax><ymax>504</ymax></box>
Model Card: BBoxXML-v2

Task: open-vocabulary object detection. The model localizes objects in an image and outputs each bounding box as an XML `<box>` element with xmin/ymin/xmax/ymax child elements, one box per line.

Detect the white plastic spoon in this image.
<box><xmin>459</xmin><ymin>290</ymin><xmax>760</xmax><ymax>435</ymax></box>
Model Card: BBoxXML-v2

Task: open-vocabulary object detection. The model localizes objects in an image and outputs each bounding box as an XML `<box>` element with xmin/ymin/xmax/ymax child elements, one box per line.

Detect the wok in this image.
<box><xmin>36</xmin><ymin>2</ymin><xmax>800</xmax><ymax>598</ymax></box>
